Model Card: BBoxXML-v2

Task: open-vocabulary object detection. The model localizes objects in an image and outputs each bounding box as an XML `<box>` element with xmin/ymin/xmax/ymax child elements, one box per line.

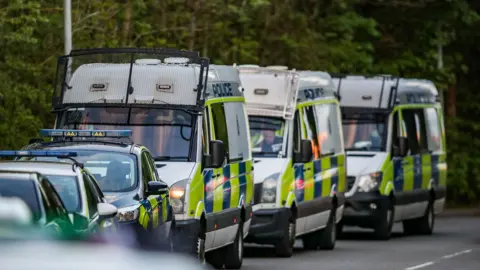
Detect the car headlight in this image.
<box><xmin>357</xmin><ymin>172</ymin><xmax>382</xmax><ymax>192</ymax></box>
<box><xmin>116</xmin><ymin>205</ymin><xmax>140</xmax><ymax>222</ymax></box>
<box><xmin>261</xmin><ymin>173</ymin><xmax>279</xmax><ymax>203</ymax></box>
<box><xmin>170</xmin><ymin>179</ymin><xmax>187</xmax><ymax>215</ymax></box>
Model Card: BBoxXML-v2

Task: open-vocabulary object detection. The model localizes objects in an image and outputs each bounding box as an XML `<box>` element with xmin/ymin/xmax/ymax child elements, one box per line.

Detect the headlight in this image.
<box><xmin>261</xmin><ymin>173</ymin><xmax>279</xmax><ymax>203</ymax></box>
<box><xmin>116</xmin><ymin>205</ymin><xmax>140</xmax><ymax>222</ymax></box>
<box><xmin>170</xmin><ymin>179</ymin><xmax>187</xmax><ymax>215</ymax></box>
<box><xmin>357</xmin><ymin>172</ymin><xmax>382</xmax><ymax>192</ymax></box>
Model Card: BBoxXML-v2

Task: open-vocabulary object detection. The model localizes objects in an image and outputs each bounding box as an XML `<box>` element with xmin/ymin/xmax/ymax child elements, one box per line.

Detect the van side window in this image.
<box><xmin>224</xmin><ymin>102</ymin><xmax>250</xmax><ymax>162</ymax></box>
<box><xmin>210</xmin><ymin>103</ymin><xmax>230</xmax><ymax>161</ymax></box>
<box><xmin>401</xmin><ymin>109</ymin><xmax>428</xmax><ymax>155</ymax></box>
<box><xmin>314</xmin><ymin>103</ymin><xmax>343</xmax><ymax>155</ymax></box>
<box><xmin>293</xmin><ymin>110</ymin><xmax>301</xmax><ymax>153</ymax></box>
<box><xmin>424</xmin><ymin>108</ymin><xmax>443</xmax><ymax>152</ymax></box>
<box><xmin>302</xmin><ymin>106</ymin><xmax>320</xmax><ymax>159</ymax></box>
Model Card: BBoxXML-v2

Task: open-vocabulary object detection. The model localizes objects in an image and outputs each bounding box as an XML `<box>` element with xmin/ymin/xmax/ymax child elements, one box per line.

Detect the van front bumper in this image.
<box><xmin>342</xmin><ymin>191</ymin><xmax>390</xmax><ymax>229</ymax></box>
<box><xmin>245</xmin><ymin>207</ymin><xmax>289</xmax><ymax>245</ymax></box>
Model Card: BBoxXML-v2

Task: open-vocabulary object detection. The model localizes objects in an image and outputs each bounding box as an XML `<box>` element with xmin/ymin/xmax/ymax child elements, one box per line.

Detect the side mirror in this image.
<box><xmin>294</xmin><ymin>139</ymin><xmax>313</xmax><ymax>163</ymax></box>
<box><xmin>97</xmin><ymin>203</ymin><xmax>118</xmax><ymax>220</ymax></box>
<box><xmin>205</xmin><ymin>140</ymin><xmax>226</xmax><ymax>168</ymax></box>
<box><xmin>393</xmin><ymin>137</ymin><xmax>408</xmax><ymax>157</ymax></box>
<box><xmin>147</xmin><ymin>181</ymin><xmax>169</xmax><ymax>196</ymax></box>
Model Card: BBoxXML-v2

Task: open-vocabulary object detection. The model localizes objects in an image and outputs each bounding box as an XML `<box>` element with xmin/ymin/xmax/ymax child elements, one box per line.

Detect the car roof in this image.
<box><xmin>0</xmin><ymin>161</ymin><xmax>78</xmax><ymax>177</ymax></box>
<box><xmin>0</xmin><ymin>171</ymin><xmax>38</xmax><ymax>181</ymax></box>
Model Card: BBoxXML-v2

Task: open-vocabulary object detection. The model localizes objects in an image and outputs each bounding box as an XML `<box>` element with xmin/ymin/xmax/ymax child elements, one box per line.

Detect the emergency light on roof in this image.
<box><xmin>39</xmin><ymin>129</ymin><xmax>132</xmax><ymax>138</ymax></box>
<box><xmin>0</xmin><ymin>150</ymin><xmax>77</xmax><ymax>158</ymax></box>
<box><xmin>163</xmin><ymin>57</ymin><xmax>190</xmax><ymax>64</ymax></box>
<box><xmin>135</xmin><ymin>59</ymin><xmax>161</xmax><ymax>65</ymax></box>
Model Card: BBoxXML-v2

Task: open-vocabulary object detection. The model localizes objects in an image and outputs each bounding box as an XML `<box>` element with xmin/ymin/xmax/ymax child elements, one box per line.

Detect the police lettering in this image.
<box><xmin>304</xmin><ymin>88</ymin><xmax>324</xmax><ymax>100</ymax></box>
<box><xmin>212</xmin><ymin>83</ymin><xmax>233</xmax><ymax>97</ymax></box>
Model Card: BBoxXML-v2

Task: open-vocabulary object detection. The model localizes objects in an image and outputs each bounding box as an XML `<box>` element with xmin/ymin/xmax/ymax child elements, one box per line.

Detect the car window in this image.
<box><xmin>145</xmin><ymin>151</ymin><xmax>161</xmax><ymax>182</ymax></box>
<box><xmin>41</xmin><ymin>179</ymin><xmax>68</xmax><ymax>219</ymax></box>
<box><xmin>83</xmin><ymin>177</ymin><xmax>99</xmax><ymax>219</ymax></box>
<box><xmin>0</xmin><ymin>178</ymin><xmax>41</xmax><ymax>221</ymax></box>
<box><xmin>44</xmin><ymin>175</ymin><xmax>81</xmax><ymax>213</ymax></box>
<box><xmin>401</xmin><ymin>109</ymin><xmax>428</xmax><ymax>155</ymax></box>
<box><xmin>87</xmin><ymin>174</ymin><xmax>106</xmax><ymax>200</ymax></box>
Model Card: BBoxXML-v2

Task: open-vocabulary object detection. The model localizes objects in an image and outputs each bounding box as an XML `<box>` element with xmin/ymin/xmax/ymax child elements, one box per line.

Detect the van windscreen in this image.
<box><xmin>249</xmin><ymin>116</ymin><xmax>286</xmax><ymax>157</ymax></box>
<box><xmin>57</xmin><ymin>107</ymin><xmax>197</xmax><ymax>161</ymax></box>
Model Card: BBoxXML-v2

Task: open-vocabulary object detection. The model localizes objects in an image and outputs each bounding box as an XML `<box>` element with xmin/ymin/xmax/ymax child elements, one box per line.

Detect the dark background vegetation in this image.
<box><xmin>0</xmin><ymin>0</ymin><xmax>479</xmax><ymax>206</ymax></box>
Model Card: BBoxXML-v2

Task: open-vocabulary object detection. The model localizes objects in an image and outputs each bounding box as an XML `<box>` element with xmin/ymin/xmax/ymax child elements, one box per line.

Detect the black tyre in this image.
<box><xmin>373</xmin><ymin>201</ymin><xmax>394</xmax><ymax>240</ymax></box>
<box><xmin>224</xmin><ymin>222</ymin><xmax>244</xmax><ymax>269</ymax></box>
<box><xmin>403</xmin><ymin>199</ymin><xmax>435</xmax><ymax>235</ymax></box>
<box><xmin>318</xmin><ymin>208</ymin><xmax>336</xmax><ymax>250</ymax></box>
<box><xmin>275</xmin><ymin>212</ymin><xmax>296</xmax><ymax>257</ymax></box>
<box><xmin>302</xmin><ymin>229</ymin><xmax>320</xmax><ymax>250</ymax></box>
<box><xmin>195</xmin><ymin>232</ymin><xmax>206</xmax><ymax>264</ymax></box>
<box><xmin>336</xmin><ymin>221</ymin><xmax>344</xmax><ymax>239</ymax></box>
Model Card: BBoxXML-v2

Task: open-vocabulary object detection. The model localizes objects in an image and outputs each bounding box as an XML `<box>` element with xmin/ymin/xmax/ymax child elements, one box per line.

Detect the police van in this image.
<box><xmin>332</xmin><ymin>75</ymin><xmax>447</xmax><ymax>239</ymax></box>
<box><xmin>50</xmin><ymin>48</ymin><xmax>253</xmax><ymax>269</ymax></box>
<box><xmin>237</xmin><ymin>65</ymin><xmax>346</xmax><ymax>257</ymax></box>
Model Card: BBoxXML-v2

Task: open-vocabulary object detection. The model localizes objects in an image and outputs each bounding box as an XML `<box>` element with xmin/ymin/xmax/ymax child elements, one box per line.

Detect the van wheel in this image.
<box><xmin>373</xmin><ymin>201</ymin><xmax>394</xmax><ymax>240</ymax></box>
<box><xmin>206</xmin><ymin>247</ymin><xmax>225</xmax><ymax>269</ymax></box>
<box><xmin>195</xmin><ymin>233</ymin><xmax>206</xmax><ymax>264</ymax></box>
<box><xmin>318</xmin><ymin>208</ymin><xmax>336</xmax><ymax>250</ymax></box>
<box><xmin>403</xmin><ymin>200</ymin><xmax>435</xmax><ymax>235</ymax></box>
<box><xmin>275</xmin><ymin>213</ymin><xmax>296</xmax><ymax>257</ymax></box>
<box><xmin>302</xmin><ymin>229</ymin><xmax>320</xmax><ymax>250</ymax></box>
<box><xmin>224</xmin><ymin>222</ymin><xmax>244</xmax><ymax>269</ymax></box>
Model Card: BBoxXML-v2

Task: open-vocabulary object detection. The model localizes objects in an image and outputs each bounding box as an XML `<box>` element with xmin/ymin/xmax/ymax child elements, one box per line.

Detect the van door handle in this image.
<box><xmin>304</xmin><ymin>168</ymin><xmax>311</xmax><ymax>171</ymax></box>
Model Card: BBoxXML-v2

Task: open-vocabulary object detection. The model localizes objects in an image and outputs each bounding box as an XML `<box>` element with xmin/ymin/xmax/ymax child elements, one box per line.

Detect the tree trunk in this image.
<box><xmin>122</xmin><ymin>0</ymin><xmax>133</xmax><ymax>46</ymax></box>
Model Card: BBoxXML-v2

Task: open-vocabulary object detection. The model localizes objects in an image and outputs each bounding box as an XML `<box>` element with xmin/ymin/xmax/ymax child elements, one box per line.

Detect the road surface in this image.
<box><xmin>243</xmin><ymin>216</ymin><xmax>480</xmax><ymax>270</ymax></box>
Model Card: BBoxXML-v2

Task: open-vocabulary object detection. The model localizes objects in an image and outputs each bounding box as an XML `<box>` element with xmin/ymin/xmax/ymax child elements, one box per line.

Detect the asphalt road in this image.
<box><xmin>242</xmin><ymin>216</ymin><xmax>480</xmax><ymax>270</ymax></box>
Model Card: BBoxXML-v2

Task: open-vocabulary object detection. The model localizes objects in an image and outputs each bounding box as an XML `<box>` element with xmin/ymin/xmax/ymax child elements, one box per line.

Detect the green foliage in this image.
<box><xmin>0</xmin><ymin>0</ymin><xmax>479</xmax><ymax>204</ymax></box>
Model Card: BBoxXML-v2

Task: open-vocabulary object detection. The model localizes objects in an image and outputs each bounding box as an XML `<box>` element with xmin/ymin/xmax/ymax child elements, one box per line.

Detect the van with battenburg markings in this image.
<box><xmin>332</xmin><ymin>74</ymin><xmax>447</xmax><ymax>239</ymax></box>
<box><xmin>50</xmin><ymin>48</ymin><xmax>253</xmax><ymax>269</ymax></box>
<box><xmin>237</xmin><ymin>65</ymin><xmax>346</xmax><ymax>257</ymax></box>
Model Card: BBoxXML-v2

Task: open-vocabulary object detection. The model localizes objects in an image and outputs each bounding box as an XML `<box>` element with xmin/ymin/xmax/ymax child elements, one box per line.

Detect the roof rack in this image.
<box><xmin>52</xmin><ymin>47</ymin><xmax>210</xmax><ymax>111</ymax></box>
<box><xmin>330</xmin><ymin>73</ymin><xmax>400</xmax><ymax>110</ymax></box>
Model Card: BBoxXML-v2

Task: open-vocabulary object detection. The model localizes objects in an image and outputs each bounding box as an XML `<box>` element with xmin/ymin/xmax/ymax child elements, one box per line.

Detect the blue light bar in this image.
<box><xmin>0</xmin><ymin>150</ymin><xmax>78</xmax><ymax>158</ymax></box>
<box><xmin>39</xmin><ymin>129</ymin><xmax>132</xmax><ymax>138</ymax></box>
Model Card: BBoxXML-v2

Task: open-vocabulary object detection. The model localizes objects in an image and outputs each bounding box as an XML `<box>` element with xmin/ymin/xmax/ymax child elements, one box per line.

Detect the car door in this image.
<box><xmin>83</xmin><ymin>173</ymin><xmax>105</xmax><ymax>232</ymax></box>
<box><xmin>40</xmin><ymin>179</ymin><xmax>74</xmax><ymax>235</ymax></box>
<box><xmin>144</xmin><ymin>150</ymin><xmax>170</xmax><ymax>227</ymax></box>
<box><xmin>85</xmin><ymin>173</ymin><xmax>117</xmax><ymax>232</ymax></box>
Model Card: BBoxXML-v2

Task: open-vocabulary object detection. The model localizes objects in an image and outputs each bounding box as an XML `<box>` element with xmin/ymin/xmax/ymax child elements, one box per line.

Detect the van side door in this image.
<box><xmin>397</xmin><ymin>108</ymin><xmax>430</xmax><ymax>219</ymax></box>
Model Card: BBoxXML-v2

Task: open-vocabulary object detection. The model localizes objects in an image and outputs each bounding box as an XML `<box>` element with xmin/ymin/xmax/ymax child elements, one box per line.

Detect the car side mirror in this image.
<box><xmin>97</xmin><ymin>203</ymin><xmax>118</xmax><ymax>220</ymax></box>
<box><xmin>294</xmin><ymin>139</ymin><xmax>313</xmax><ymax>163</ymax></box>
<box><xmin>147</xmin><ymin>181</ymin><xmax>169</xmax><ymax>196</ymax></box>
<box><xmin>205</xmin><ymin>140</ymin><xmax>226</xmax><ymax>168</ymax></box>
<box><xmin>393</xmin><ymin>137</ymin><xmax>408</xmax><ymax>157</ymax></box>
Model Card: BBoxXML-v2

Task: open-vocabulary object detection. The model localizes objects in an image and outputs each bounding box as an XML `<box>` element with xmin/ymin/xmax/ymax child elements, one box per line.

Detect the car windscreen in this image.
<box><xmin>57</xmin><ymin>107</ymin><xmax>196</xmax><ymax>162</ymax></box>
<box><xmin>28</xmin><ymin>151</ymin><xmax>138</xmax><ymax>193</ymax></box>
<box><xmin>0</xmin><ymin>178</ymin><xmax>41</xmax><ymax>221</ymax></box>
<box><xmin>44</xmin><ymin>175</ymin><xmax>81</xmax><ymax>213</ymax></box>
<box><xmin>249</xmin><ymin>116</ymin><xmax>286</xmax><ymax>157</ymax></box>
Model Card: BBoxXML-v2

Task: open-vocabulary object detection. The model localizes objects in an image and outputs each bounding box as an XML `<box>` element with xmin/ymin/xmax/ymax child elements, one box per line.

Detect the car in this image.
<box><xmin>22</xmin><ymin>129</ymin><xmax>174</xmax><ymax>250</ymax></box>
<box><xmin>0</xmin><ymin>150</ymin><xmax>118</xmax><ymax>237</ymax></box>
<box><xmin>0</xmin><ymin>168</ymin><xmax>74</xmax><ymax>238</ymax></box>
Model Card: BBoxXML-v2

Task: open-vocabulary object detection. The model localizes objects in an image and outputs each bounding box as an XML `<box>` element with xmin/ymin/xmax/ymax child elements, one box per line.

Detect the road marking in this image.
<box><xmin>405</xmin><ymin>248</ymin><xmax>474</xmax><ymax>270</ymax></box>
<box><xmin>442</xmin><ymin>249</ymin><xmax>472</xmax><ymax>259</ymax></box>
<box><xmin>405</xmin><ymin>261</ymin><xmax>434</xmax><ymax>270</ymax></box>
